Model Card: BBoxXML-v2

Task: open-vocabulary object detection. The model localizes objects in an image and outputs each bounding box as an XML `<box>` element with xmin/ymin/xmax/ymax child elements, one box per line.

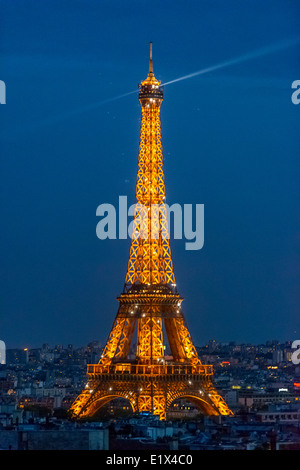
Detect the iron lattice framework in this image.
<box><xmin>70</xmin><ymin>44</ymin><xmax>233</xmax><ymax>420</ymax></box>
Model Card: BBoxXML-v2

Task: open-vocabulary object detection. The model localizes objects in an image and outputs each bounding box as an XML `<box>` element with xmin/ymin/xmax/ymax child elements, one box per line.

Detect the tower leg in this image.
<box><xmin>70</xmin><ymin>374</ymin><xmax>233</xmax><ymax>420</ymax></box>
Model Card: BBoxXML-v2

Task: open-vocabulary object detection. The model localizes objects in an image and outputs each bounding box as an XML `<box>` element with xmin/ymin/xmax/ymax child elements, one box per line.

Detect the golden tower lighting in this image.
<box><xmin>70</xmin><ymin>44</ymin><xmax>233</xmax><ymax>420</ymax></box>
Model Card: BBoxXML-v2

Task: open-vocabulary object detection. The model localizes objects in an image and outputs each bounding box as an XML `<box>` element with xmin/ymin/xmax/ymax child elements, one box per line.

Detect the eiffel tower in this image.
<box><xmin>70</xmin><ymin>44</ymin><xmax>233</xmax><ymax>420</ymax></box>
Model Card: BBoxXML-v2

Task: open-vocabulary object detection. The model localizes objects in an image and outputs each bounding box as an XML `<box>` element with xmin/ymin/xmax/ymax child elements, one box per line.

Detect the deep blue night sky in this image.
<box><xmin>0</xmin><ymin>0</ymin><xmax>299</xmax><ymax>349</ymax></box>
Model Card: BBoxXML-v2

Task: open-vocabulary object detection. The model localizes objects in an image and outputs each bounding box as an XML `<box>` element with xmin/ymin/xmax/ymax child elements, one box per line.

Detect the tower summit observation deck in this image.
<box><xmin>70</xmin><ymin>44</ymin><xmax>233</xmax><ymax>420</ymax></box>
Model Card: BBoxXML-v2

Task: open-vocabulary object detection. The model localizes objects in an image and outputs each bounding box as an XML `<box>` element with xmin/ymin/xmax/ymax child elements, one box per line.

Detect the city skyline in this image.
<box><xmin>2</xmin><ymin>335</ymin><xmax>299</xmax><ymax>450</ymax></box>
<box><xmin>1</xmin><ymin>0</ymin><xmax>299</xmax><ymax>349</ymax></box>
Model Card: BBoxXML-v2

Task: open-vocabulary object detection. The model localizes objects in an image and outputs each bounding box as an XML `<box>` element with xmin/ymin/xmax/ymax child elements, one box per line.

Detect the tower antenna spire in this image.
<box><xmin>149</xmin><ymin>41</ymin><xmax>153</xmax><ymax>74</ymax></box>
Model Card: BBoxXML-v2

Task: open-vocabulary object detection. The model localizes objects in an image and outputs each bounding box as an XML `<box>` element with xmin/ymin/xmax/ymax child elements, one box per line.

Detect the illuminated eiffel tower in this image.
<box><xmin>70</xmin><ymin>44</ymin><xmax>233</xmax><ymax>420</ymax></box>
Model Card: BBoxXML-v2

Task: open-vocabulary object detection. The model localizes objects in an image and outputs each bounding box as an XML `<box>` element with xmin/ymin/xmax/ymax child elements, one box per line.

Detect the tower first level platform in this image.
<box><xmin>70</xmin><ymin>363</ymin><xmax>229</xmax><ymax>421</ymax></box>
